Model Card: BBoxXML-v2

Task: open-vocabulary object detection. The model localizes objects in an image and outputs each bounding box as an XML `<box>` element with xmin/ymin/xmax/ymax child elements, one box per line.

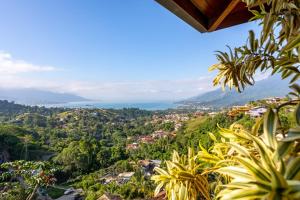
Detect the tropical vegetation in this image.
<box><xmin>152</xmin><ymin>0</ymin><xmax>300</xmax><ymax>199</ymax></box>
<box><xmin>0</xmin><ymin>0</ymin><xmax>299</xmax><ymax>199</ymax></box>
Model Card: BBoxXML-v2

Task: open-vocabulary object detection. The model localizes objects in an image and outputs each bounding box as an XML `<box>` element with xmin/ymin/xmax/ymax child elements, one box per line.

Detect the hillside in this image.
<box><xmin>0</xmin><ymin>95</ymin><xmax>294</xmax><ymax>199</ymax></box>
<box><xmin>179</xmin><ymin>76</ymin><xmax>291</xmax><ymax>108</ymax></box>
<box><xmin>0</xmin><ymin>88</ymin><xmax>89</xmax><ymax>105</ymax></box>
<box><xmin>0</xmin><ymin>100</ymin><xmax>66</xmax><ymax>119</ymax></box>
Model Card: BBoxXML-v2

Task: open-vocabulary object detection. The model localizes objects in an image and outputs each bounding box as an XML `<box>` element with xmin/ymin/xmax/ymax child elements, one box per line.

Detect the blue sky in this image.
<box><xmin>0</xmin><ymin>0</ymin><xmax>260</xmax><ymax>102</ymax></box>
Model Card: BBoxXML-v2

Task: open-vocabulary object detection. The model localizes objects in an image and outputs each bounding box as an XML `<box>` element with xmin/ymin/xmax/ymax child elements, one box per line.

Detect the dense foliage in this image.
<box><xmin>0</xmin><ymin>98</ymin><xmax>246</xmax><ymax>199</ymax></box>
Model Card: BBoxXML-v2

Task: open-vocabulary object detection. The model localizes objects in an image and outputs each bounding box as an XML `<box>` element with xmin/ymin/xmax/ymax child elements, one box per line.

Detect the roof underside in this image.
<box><xmin>155</xmin><ymin>0</ymin><xmax>260</xmax><ymax>33</ymax></box>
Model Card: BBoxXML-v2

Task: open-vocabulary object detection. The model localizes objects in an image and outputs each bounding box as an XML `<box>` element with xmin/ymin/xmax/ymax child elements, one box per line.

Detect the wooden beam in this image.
<box><xmin>217</xmin><ymin>9</ymin><xmax>253</xmax><ymax>30</ymax></box>
<box><xmin>217</xmin><ymin>3</ymin><xmax>270</xmax><ymax>31</ymax></box>
<box><xmin>208</xmin><ymin>0</ymin><xmax>240</xmax><ymax>32</ymax></box>
<box><xmin>155</xmin><ymin>0</ymin><xmax>208</xmax><ymax>33</ymax></box>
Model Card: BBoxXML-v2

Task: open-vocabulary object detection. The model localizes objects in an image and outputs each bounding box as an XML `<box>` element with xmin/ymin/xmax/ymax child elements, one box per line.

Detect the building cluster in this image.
<box><xmin>153</xmin><ymin>113</ymin><xmax>190</xmax><ymax>131</ymax></box>
<box><xmin>152</xmin><ymin>113</ymin><xmax>189</xmax><ymax>124</ymax></box>
<box><xmin>227</xmin><ymin>97</ymin><xmax>286</xmax><ymax>118</ymax></box>
<box><xmin>126</xmin><ymin>113</ymin><xmax>190</xmax><ymax>150</ymax></box>
<box><xmin>99</xmin><ymin>159</ymin><xmax>161</xmax><ymax>186</ymax></box>
<box><xmin>126</xmin><ymin>130</ymin><xmax>175</xmax><ymax>150</ymax></box>
<box><xmin>228</xmin><ymin>105</ymin><xmax>267</xmax><ymax>118</ymax></box>
<box><xmin>100</xmin><ymin>172</ymin><xmax>135</xmax><ymax>185</ymax></box>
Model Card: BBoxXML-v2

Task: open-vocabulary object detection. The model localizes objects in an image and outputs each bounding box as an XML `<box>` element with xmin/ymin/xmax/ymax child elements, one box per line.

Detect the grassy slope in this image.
<box><xmin>184</xmin><ymin>116</ymin><xmax>208</xmax><ymax>134</ymax></box>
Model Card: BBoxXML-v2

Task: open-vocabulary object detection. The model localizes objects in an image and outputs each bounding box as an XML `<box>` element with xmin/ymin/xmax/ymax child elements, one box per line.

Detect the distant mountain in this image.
<box><xmin>0</xmin><ymin>88</ymin><xmax>89</xmax><ymax>105</ymax></box>
<box><xmin>179</xmin><ymin>76</ymin><xmax>292</xmax><ymax>108</ymax></box>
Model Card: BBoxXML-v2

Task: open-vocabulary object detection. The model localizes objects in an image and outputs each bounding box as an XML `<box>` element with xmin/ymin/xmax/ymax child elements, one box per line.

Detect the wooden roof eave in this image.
<box><xmin>156</xmin><ymin>0</ymin><xmax>267</xmax><ymax>33</ymax></box>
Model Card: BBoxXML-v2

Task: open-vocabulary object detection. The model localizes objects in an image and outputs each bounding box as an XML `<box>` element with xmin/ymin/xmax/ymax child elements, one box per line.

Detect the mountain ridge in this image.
<box><xmin>178</xmin><ymin>76</ymin><xmax>291</xmax><ymax>108</ymax></box>
<box><xmin>0</xmin><ymin>88</ymin><xmax>89</xmax><ymax>105</ymax></box>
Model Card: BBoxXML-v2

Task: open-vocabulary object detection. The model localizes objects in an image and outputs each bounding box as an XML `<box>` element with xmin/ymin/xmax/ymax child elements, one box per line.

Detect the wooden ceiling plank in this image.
<box><xmin>208</xmin><ymin>0</ymin><xmax>240</xmax><ymax>32</ymax></box>
<box><xmin>155</xmin><ymin>0</ymin><xmax>208</xmax><ymax>32</ymax></box>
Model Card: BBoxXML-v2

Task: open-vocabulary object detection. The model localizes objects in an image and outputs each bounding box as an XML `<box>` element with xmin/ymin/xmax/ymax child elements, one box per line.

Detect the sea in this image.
<box><xmin>40</xmin><ymin>101</ymin><xmax>178</xmax><ymax>111</ymax></box>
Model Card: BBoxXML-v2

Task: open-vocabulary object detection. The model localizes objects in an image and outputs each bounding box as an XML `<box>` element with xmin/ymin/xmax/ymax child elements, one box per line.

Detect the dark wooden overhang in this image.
<box><xmin>155</xmin><ymin>0</ymin><xmax>262</xmax><ymax>33</ymax></box>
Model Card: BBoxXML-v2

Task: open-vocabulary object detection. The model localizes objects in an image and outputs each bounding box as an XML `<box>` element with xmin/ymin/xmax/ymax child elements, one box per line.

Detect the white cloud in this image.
<box><xmin>56</xmin><ymin>78</ymin><xmax>215</xmax><ymax>102</ymax></box>
<box><xmin>0</xmin><ymin>51</ymin><xmax>216</xmax><ymax>102</ymax></box>
<box><xmin>0</xmin><ymin>52</ymin><xmax>57</xmax><ymax>74</ymax></box>
<box><xmin>0</xmin><ymin>75</ymin><xmax>215</xmax><ymax>102</ymax></box>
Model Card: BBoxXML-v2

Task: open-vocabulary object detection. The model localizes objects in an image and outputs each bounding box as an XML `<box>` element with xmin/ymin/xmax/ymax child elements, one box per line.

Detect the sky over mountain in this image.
<box><xmin>0</xmin><ymin>0</ymin><xmax>261</xmax><ymax>102</ymax></box>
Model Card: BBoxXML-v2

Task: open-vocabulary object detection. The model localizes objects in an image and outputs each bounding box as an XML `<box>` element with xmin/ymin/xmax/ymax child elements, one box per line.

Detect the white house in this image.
<box><xmin>118</xmin><ymin>172</ymin><xmax>135</xmax><ymax>181</ymax></box>
<box><xmin>246</xmin><ymin>107</ymin><xmax>267</xmax><ymax>118</ymax></box>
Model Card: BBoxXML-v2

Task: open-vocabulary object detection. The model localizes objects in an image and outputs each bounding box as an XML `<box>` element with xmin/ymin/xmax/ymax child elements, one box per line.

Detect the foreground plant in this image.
<box><xmin>153</xmin><ymin>101</ymin><xmax>300</xmax><ymax>199</ymax></box>
<box><xmin>208</xmin><ymin>0</ymin><xmax>300</xmax><ymax>197</ymax></box>
<box><xmin>151</xmin><ymin>148</ymin><xmax>210</xmax><ymax>200</ymax></box>
<box><xmin>152</xmin><ymin>0</ymin><xmax>300</xmax><ymax>199</ymax></box>
<box><xmin>212</xmin><ymin>101</ymin><xmax>300</xmax><ymax>199</ymax></box>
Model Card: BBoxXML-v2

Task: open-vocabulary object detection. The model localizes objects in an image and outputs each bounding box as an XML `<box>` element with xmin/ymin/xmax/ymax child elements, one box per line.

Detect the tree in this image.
<box><xmin>54</xmin><ymin>140</ymin><xmax>97</xmax><ymax>173</ymax></box>
<box><xmin>96</xmin><ymin>146</ymin><xmax>111</xmax><ymax>168</ymax></box>
<box><xmin>0</xmin><ymin>161</ymin><xmax>56</xmax><ymax>200</ymax></box>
